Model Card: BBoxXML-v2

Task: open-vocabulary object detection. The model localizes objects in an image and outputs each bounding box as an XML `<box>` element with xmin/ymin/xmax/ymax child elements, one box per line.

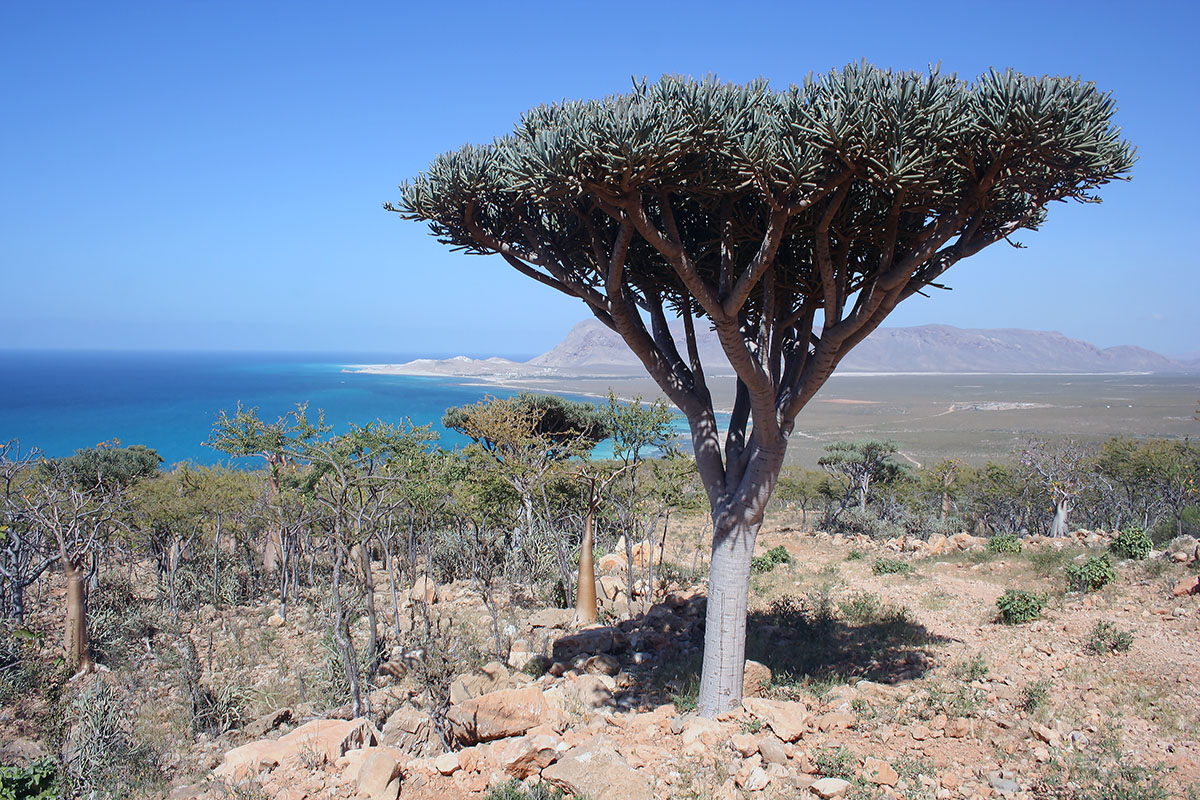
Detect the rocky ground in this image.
<box><xmin>4</xmin><ymin>522</ymin><xmax>1199</xmax><ymax>800</ymax></box>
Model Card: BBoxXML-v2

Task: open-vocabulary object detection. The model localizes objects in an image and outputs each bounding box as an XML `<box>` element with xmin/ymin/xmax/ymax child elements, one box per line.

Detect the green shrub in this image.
<box><xmin>872</xmin><ymin>557</ymin><xmax>911</xmax><ymax>576</ymax></box>
<box><xmin>0</xmin><ymin>757</ymin><xmax>59</xmax><ymax>800</ymax></box>
<box><xmin>987</xmin><ymin>533</ymin><xmax>1023</xmax><ymax>554</ymax></box>
<box><xmin>1065</xmin><ymin>554</ymin><xmax>1117</xmax><ymax>592</ymax></box>
<box><xmin>1086</xmin><ymin>621</ymin><xmax>1133</xmax><ymax>654</ymax></box>
<box><xmin>751</xmin><ymin>545</ymin><xmax>792</xmax><ymax>574</ymax></box>
<box><xmin>485</xmin><ymin>780</ymin><xmax>566</xmax><ymax>800</ymax></box>
<box><xmin>1110</xmin><ymin>526</ymin><xmax>1152</xmax><ymax>560</ymax></box>
<box><xmin>813</xmin><ymin>747</ymin><xmax>856</xmax><ymax>780</ymax></box>
<box><xmin>838</xmin><ymin>592</ymin><xmax>884</xmax><ymax>623</ymax></box>
<box><xmin>951</xmin><ymin>653</ymin><xmax>989</xmax><ymax>682</ymax></box>
<box><xmin>1019</xmin><ymin>678</ymin><xmax>1051</xmax><ymax>713</ymax></box>
<box><xmin>846</xmin><ymin>548</ymin><xmax>866</xmax><ymax>561</ymax></box>
<box><xmin>996</xmin><ymin>589</ymin><xmax>1046</xmax><ymax>624</ymax></box>
<box><xmin>65</xmin><ymin>680</ymin><xmax>160</xmax><ymax>797</ymax></box>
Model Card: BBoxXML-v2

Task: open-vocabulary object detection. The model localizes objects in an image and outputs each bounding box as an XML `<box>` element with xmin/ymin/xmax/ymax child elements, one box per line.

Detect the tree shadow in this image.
<box><xmin>549</xmin><ymin>591</ymin><xmax>952</xmax><ymax>713</ymax></box>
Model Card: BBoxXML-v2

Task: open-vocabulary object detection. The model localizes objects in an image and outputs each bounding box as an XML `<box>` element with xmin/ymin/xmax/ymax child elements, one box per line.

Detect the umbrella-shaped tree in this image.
<box><xmin>390</xmin><ymin>65</ymin><xmax>1134</xmax><ymax>715</ymax></box>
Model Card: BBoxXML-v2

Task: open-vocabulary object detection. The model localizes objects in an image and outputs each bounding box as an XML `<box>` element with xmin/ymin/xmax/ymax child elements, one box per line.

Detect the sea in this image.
<box><xmin>0</xmin><ymin>349</ymin><xmax>614</xmax><ymax>466</ymax></box>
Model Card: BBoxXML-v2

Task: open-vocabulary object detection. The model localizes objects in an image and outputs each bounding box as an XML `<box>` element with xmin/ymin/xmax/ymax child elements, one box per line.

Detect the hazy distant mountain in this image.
<box><xmin>531</xmin><ymin>320</ymin><xmax>1194</xmax><ymax>374</ymax></box>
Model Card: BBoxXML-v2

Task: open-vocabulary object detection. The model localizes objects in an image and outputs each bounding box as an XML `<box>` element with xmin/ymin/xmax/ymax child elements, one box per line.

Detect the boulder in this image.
<box><xmin>496</xmin><ymin>733</ymin><xmax>561</xmax><ymax>778</ymax></box>
<box><xmin>450</xmin><ymin>661</ymin><xmax>510</xmax><ymax>704</ymax></box>
<box><xmin>563</xmin><ymin>674</ymin><xmax>614</xmax><ymax>709</ymax></box>
<box><xmin>380</xmin><ymin>707</ymin><xmax>436</xmax><ymax>755</ymax></box>
<box><xmin>552</xmin><ymin>626</ymin><xmax>624</xmax><ymax>661</ymax></box>
<box><xmin>862</xmin><ymin>756</ymin><xmax>898</xmax><ymax>786</ymax></box>
<box><xmin>446</xmin><ymin>686</ymin><xmax>557</xmax><ymax>744</ymax></box>
<box><xmin>757</xmin><ymin>736</ymin><xmax>788</xmax><ymax>766</ymax></box>
<box><xmin>742</xmin><ymin>697</ymin><xmax>811</xmax><ymax>742</ymax></box>
<box><xmin>357</xmin><ymin>750</ymin><xmax>402</xmax><ymax>800</ymax></box>
<box><xmin>527</xmin><ymin>608</ymin><xmax>574</xmax><ymax>629</ymax></box>
<box><xmin>811</xmin><ymin>777</ymin><xmax>853</xmax><ymax>798</ymax></box>
<box><xmin>215</xmin><ymin>718</ymin><xmax>377</xmax><ymax>780</ymax></box>
<box><xmin>945</xmin><ymin>717</ymin><xmax>971</xmax><ymax>738</ymax></box>
<box><xmin>432</xmin><ymin>750</ymin><xmax>460</xmax><ymax>775</ymax></box>
<box><xmin>1172</xmin><ymin>575</ymin><xmax>1200</xmax><ymax>597</ymax></box>
<box><xmin>597</xmin><ymin>552</ymin><xmax>627</xmax><ymax>573</ymax></box>
<box><xmin>583</xmin><ymin>654</ymin><xmax>620</xmax><ymax>676</ymax></box>
<box><xmin>242</xmin><ymin>707</ymin><xmax>292</xmax><ymax>740</ymax></box>
<box><xmin>598</xmin><ymin>575</ymin><xmax>624</xmax><ymax>601</ymax></box>
<box><xmin>542</xmin><ymin>734</ymin><xmax>652</xmax><ymax>800</ymax></box>
<box><xmin>410</xmin><ymin>575</ymin><xmax>438</xmax><ymax>604</ymax></box>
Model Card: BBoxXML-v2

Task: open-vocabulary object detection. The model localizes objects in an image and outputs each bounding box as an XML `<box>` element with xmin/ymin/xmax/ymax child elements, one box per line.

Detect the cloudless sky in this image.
<box><xmin>2</xmin><ymin>1</ymin><xmax>1197</xmax><ymax>357</ymax></box>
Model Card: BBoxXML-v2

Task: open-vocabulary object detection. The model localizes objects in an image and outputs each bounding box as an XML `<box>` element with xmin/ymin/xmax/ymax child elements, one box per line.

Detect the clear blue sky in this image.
<box><xmin>2</xmin><ymin>1</ymin><xmax>1197</xmax><ymax>357</ymax></box>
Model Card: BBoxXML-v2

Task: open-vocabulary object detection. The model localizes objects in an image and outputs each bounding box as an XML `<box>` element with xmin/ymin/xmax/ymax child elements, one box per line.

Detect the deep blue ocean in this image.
<box><xmin>0</xmin><ymin>350</ymin><xmax>599</xmax><ymax>465</ymax></box>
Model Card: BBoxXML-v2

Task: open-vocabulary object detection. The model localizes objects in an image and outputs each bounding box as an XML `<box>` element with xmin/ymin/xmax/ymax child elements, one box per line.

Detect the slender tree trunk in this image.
<box><xmin>575</xmin><ymin>483</ymin><xmax>598</xmax><ymax>625</ymax></box>
<box><xmin>1051</xmin><ymin>497</ymin><xmax>1071</xmax><ymax>538</ymax></box>
<box><xmin>331</xmin><ymin>547</ymin><xmax>363</xmax><ymax>717</ymax></box>
<box><xmin>696</xmin><ymin>510</ymin><xmax>758</xmax><ymax>717</ymax></box>
<box><xmin>62</xmin><ymin>556</ymin><xmax>94</xmax><ymax>675</ymax></box>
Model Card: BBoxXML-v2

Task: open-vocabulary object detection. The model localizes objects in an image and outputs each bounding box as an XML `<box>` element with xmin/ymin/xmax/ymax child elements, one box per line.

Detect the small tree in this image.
<box><xmin>393</xmin><ymin>67</ymin><xmax>1133</xmax><ymax>715</ymax></box>
<box><xmin>1020</xmin><ymin>439</ymin><xmax>1095</xmax><ymax>538</ymax></box>
<box><xmin>32</xmin><ymin>443</ymin><xmax>160</xmax><ymax>674</ymax></box>
<box><xmin>819</xmin><ymin>440</ymin><xmax>906</xmax><ymax>514</ymax></box>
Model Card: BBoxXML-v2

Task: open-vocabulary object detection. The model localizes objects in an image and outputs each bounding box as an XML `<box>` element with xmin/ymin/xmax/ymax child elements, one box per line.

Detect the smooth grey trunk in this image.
<box><xmin>696</xmin><ymin>510</ymin><xmax>759</xmax><ymax>717</ymax></box>
<box><xmin>331</xmin><ymin>547</ymin><xmax>363</xmax><ymax>717</ymax></box>
<box><xmin>1051</xmin><ymin>498</ymin><xmax>1071</xmax><ymax>538</ymax></box>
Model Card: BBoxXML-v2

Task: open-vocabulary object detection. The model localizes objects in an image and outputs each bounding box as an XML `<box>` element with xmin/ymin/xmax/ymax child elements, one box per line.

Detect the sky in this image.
<box><xmin>2</xmin><ymin>1</ymin><xmax>1197</xmax><ymax>358</ymax></box>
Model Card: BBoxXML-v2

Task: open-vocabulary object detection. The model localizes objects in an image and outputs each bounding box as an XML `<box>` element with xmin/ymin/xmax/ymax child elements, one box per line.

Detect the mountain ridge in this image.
<box><xmin>531</xmin><ymin>320</ymin><xmax>1195</xmax><ymax>374</ymax></box>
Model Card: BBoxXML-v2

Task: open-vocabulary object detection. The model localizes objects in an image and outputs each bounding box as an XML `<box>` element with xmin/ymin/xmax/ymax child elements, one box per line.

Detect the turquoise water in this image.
<box><xmin>0</xmin><ymin>350</ymin><xmax>564</xmax><ymax>465</ymax></box>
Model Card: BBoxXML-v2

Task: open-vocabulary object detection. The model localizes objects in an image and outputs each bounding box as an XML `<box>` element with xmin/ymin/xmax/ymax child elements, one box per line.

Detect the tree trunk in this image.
<box><xmin>1050</xmin><ymin>498</ymin><xmax>1071</xmax><ymax>538</ymax></box>
<box><xmin>331</xmin><ymin>547</ymin><xmax>363</xmax><ymax>717</ymax></box>
<box><xmin>62</xmin><ymin>556</ymin><xmax>94</xmax><ymax>675</ymax></box>
<box><xmin>696</xmin><ymin>510</ymin><xmax>758</xmax><ymax>717</ymax></box>
<box><xmin>941</xmin><ymin>491</ymin><xmax>951</xmax><ymax>521</ymax></box>
<box><xmin>574</xmin><ymin>487</ymin><xmax>598</xmax><ymax>625</ymax></box>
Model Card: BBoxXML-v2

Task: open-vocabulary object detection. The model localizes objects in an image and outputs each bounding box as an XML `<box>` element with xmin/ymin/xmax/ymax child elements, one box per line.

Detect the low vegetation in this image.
<box><xmin>996</xmin><ymin>589</ymin><xmax>1046</xmax><ymax>624</ymax></box>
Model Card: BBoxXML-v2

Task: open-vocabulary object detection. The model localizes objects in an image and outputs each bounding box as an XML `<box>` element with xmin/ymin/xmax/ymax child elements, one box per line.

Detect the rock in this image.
<box><xmin>926</xmin><ymin>533</ymin><xmax>948</xmax><ymax>555</ymax></box>
<box><xmin>583</xmin><ymin>654</ymin><xmax>620</xmax><ymax>676</ymax></box>
<box><xmin>910</xmin><ymin>724</ymin><xmax>930</xmax><ymax>741</ymax></box>
<box><xmin>989</xmin><ymin>773</ymin><xmax>1020</xmax><ymax>793</ymax></box>
<box><xmin>1167</xmin><ymin>535</ymin><xmax>1198</xmax><ymax>558</ymax></box>
<box><xmin>598</xmin><ymin>575</ymin><xmax>624</xmax><ymax>601</ymax></box>
<box><xmin>742</xmin><ymin>697</ymin><xmax>811</xmax><ymax>742</ymax></box>
<box><xmin>410</xmin><ymin>575</ymin><xmax>438</xmax><ymax>604</ymax></box>
<box><xmin>381</xmin><ymin>707</ymin><xmax>435</xmax><ymax>755</ymax></box>
<box><xmin>446</xmin><ymin>686</ymin><xmax>558</xmax><ymax>744</ymax></box>
<box><xmin>542</xmin><ymin>734</ymin><xmax>652</xmax><ymax>800</ymax></box>
<box><xmin>527</xmin><ymin>608</ymin><xmax>574</xmax><ymax>629</ymax></box>
<box><xmin>1031</xmin><ymin>722</ymin><xmax>1058</xmax><ymax>745</ymax></box>
<box><xmin>743</xmin><ymin>659</ymin><xmax>772</xmax><ymax>698</ymax></box>
<box><xmin>863</xmin><ymin>756</ymin><xmax>898</xmax><ymax>787</ymax></box>
<box><xmin>731</xmin><ymin>733</ymin><xmax>759</xmax><ymax>757</ymax></box>
<box><xmin>679</xmin><ymin>715</ymin><xmax>723</xmax><ymax>746</ymax></box>
<box><xmin>266</xmin><ymin>612</ymin><xmax>284</xmax><ymax>628</ymax></box>
<box><xmin>945</xmin><ymin>717</ymin><xmax>971</xmax><ymax>738</ymax></box>
<box><xmin>564</xmin><ymin>674</ymin><xmax>614</xmax><ymax>709</ymax></box>
<box><xmin>737</xmin><ymin>765</ymin><xmax>771</xmax><ymax>791</ymax></box>
<box><xmin>432</xmin><ymin>750</ymin><xmax>460</xmax><ymax>775</ymax></box>
<box><xmin>1172</xmin><ymin>576</ymin><xmax>1200</xmax><ymax>597</ymax></box>
<box><xmin>450</xmin><ymin>661</ymin><xmax>510</xmax><ymax>704</ymax></box>
<box><xmin>215</xmin><ymin>718</ymin><xmax>377</xmax><ymax>780</ymax></box>
<box><xmin>630</xmin><ymin>539</ymin><xmax>663</xmax><ymax>567</ymax></box>
<box><xmin>597</xmin><ymin>552</ymin><xmax>627</xmax><ymax>572</ymax></box>
<box><xmin>552</xmin><ymin>626</ymin><xmax>624</xmax><ymax>661</ymax></box>
<box><xmin>814</xmin><ymin>711</ymin><xmax>854</xmax><ymax>732</ymax></box>
<box><xmin>243</xmin><ymin>707</ymin><xmax>292</xmax><ymax>740</ymax></box>
<box><xmin>357</xmin><ymin>751</ymin><xmax>402</xmax><ymax>800</ymax></box>
<box><xmin>496</xmin><ymin>732</ymin><xmax>561</xmax><ymax>778</ymax></box>
<box><xmin>758</xmin><ymin>736</ymin><xmax>788</xmax><ymax>766</ymax></box>
<box><xmin>811</xmin><ymin>777</ymin><xmax>853</xmax><ymax>798</ymax></box>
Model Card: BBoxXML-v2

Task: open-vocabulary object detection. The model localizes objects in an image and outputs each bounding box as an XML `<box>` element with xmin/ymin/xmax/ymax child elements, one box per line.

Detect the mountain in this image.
<box><xmin>531</xmin><ymin>320</ymin><xmax>1193</xmax><ymax>374</ymax></box>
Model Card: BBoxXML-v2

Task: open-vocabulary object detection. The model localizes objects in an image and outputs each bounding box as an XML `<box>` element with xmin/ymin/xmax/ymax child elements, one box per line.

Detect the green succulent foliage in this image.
<box><xmin>1110</xmin><ymin>526</ymin><xmax>1152</xmax><ymax>560</ymax></box>
<box><xmin>750</xmin><ymin>545</ymin><xmax>792</xmax><ymax>574</ymax></box>
<box><xmin>393</xmin><ymin>66</ymin><xmax>1133</xmax><ymax>329</ymax></box>
<box><xmin>0</xmin><ymin>758</ymin><xmax>59</xmax><ymax>800</ymax></box>
<box><xmin>1086</xmin><ymin>621</ymin><xmax>1133</xmax><ymax>654</ymax></box>
<box><xmin>872</xmin><ymin>557</ymin><xmax>911</xmax><ymax>576</ymax></box>
<box><xmin>987</xmin><ymin>533</ymin><xmax>1023</xmax><ymax>554</ymax></box>
<box><xmin>996</xmin><ymin>589</ymin><xmax>1046</xmax><ymax>624</ymax></box>
<box><xmin>1065</xmin><ymin>554</ymin><xmax>1117</xmax><ymax>592</ymax></box>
